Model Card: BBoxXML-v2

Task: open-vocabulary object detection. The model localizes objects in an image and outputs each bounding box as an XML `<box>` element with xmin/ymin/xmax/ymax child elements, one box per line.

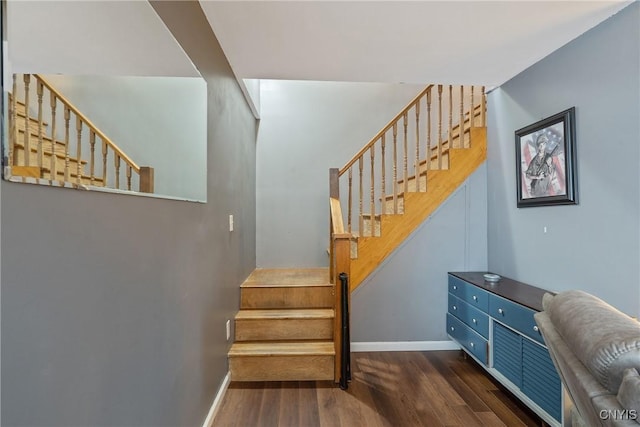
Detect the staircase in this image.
<box><xmin>230</xmin><ymin>84</ymin><xmax>487</xmax><ymax>383</ymax></box>
<box><xmin>7</xmin><ymin>74</ymin><xmax>153</xmax><ymax>193</ymax></box>
<box><xmin>228</xmin><ymin>268</ymin><xmax>336</xmax><ymax>381</ymax></box>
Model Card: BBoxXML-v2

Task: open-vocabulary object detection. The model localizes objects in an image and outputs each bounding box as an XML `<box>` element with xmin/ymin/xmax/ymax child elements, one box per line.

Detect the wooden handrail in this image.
<box><xmin>34</xmin><ymin>74</ymin><xmax>140</xmax><ymax>172</ymax></box>
<box><xmin>330</xmin><ymin>197</ymin><xmax>345</xmax><ymax>234</ymax></box>
<box><xmin>339</xmin><ymin>84</ymin><xmax>434</xmax><ymax>175</ymax></box>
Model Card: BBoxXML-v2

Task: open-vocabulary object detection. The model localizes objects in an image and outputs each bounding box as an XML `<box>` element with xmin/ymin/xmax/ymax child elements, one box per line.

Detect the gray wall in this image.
<box><xmin>256</xmin><ymin>80</ymin><xmax>425</xmax><ymax>267</ymax></box>
<box><xmin>487</xmin><ymin>3</ymin><xmax>640</xmax><ymax>316</ymax></box>
<box><xmin>352</xmin><ymin>164</ymin><xmax>487</xmax><ymax>342</ymax></box>
<box><xmin>1</xmin><ymin>2</ymin><xmax>256</xmax><ymax>426</ymax></box>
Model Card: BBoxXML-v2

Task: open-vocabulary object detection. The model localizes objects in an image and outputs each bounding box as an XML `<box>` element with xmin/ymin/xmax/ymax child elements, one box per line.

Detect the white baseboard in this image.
<box><xmin>202</xmin><ymin>371</ymin><xmax>231</xmax><ymax>427</ymax></box>
<box><xmin>351</xmin><ymin>340</ymin><xmax>461</xmax><ymax>352</ymax></box>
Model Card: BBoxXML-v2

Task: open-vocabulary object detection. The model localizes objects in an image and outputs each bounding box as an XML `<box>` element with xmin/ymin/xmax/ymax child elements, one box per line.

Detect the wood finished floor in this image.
<box><xmin>214</xmin><ymin>350</ymin><xmax>542</xmax><ymax>427</ymax></box>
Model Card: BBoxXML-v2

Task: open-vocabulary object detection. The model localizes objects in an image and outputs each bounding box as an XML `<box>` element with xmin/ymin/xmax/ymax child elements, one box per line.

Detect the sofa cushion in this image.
<box><xmin>617</xmin><ymin>368</ymin><xmax>640</xmax><ymax>420</ymax></box>
<box><xmin>544</xmin><ymin>290</ymin><xmax>640</xmax><ymax>393</ymax></box>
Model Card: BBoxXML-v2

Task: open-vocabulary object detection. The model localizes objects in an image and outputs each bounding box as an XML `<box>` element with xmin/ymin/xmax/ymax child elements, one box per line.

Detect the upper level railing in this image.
<box><xmin>7</xmin><ymin>73</ymin><xmax>154</xmax><ymax>193</ymax></box>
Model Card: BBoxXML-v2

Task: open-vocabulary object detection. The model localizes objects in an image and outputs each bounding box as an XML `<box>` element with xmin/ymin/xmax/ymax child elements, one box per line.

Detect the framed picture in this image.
<box><xmin>515</xmin><ymin>107</ymin><xmax>577</xmax><ymax>208</ymax></box>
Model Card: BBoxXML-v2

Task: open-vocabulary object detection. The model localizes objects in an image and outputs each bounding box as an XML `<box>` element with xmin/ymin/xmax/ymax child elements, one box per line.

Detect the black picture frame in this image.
<box><xmin>515</xmin><ymin>107</ymin><xmax>577</xmax><ymax>208</ymax></box>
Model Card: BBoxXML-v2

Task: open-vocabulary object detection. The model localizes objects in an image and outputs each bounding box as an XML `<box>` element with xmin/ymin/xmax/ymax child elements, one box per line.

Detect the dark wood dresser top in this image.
<box><xmin>449</xmin><ymin>272</ymin><xmax>554</xmax><ymax>312</ymax></box>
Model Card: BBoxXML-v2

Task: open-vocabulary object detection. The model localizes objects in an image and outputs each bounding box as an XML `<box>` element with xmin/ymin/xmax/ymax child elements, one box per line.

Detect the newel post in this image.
<box><xmin>139</xmin><ymin>166</ymin><xmax>155</xmax><ymax>193</ymax></box>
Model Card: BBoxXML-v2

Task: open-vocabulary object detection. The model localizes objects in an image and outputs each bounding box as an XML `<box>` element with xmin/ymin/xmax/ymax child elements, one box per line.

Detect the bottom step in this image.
<box><xmin>229</xmin><ymin>341</ymin><xmax>335</xmax><ymax>381</ymax></box>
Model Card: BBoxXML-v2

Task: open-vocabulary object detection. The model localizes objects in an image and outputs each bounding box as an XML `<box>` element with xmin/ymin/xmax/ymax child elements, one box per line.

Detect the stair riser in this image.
<box><xmin>15</xmin><ymin>118</ymin><xmax>48</xmax><ymax>135</ymax></box>
<box><xmin>15</xmin><ymin>147</ymin><xmax>85</xmax><ymax>171</ymax></box>
<box><xmin>235</xmin><ymin>318</ymin><xmax>333</xmax><ymax>341</ymax></box>
<box><xmin>230</xmin><ymin>355</ymin><xmax>334</xmax><ymax>381</ymax></box>
<box><xmin>241</xmin><ymin>287</ymin><xmax>333</xmax><ymax>309</ymax></box>
<box><xmin>16</xmin><ymin>130</ymin><xmax>74</xmax><ymax>157</ymax></box>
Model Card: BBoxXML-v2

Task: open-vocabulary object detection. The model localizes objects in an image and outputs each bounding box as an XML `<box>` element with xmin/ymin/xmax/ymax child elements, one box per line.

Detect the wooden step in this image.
<box><xmin>240</xmin><ymin>268</ymin><xmax>332</xmax><ymax>309</ymax></box>
<box><xmin>235</xmin><ymin>308</ymin><xmax>334</xmax><ymax>341</ymax></box>
<box><xmin>15</xmin><ymin>128</ymin><xmax>74</xmax><ymax>157</ymax></box>
<box><xmin>360</xmin><ymin>214</ymin><xmax>381</xmax><ymax>237</ymax></box>
<box><xmin>15</xmin><ymin>113</ymin><xmax>49</xmax><ymax>135</ymax></box>
<box><xmin>229</xmin><ymin>341</ymin><xmax>334</xmax><ymax>381</ymax></box>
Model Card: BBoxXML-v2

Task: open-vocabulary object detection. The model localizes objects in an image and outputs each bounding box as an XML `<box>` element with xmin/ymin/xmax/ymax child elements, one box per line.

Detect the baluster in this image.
<box><xmin>438</xmin><ymin>85</ymin><xmax>443</xmax><ymax>170</ymax></box>
<box><xmin>392</xmin><ymin>123</ymin><xmax>398</xmax><ymax>213</ymax></box>
<box><xmin>348</xmin><ymin>167</ymin><xmax>353</xmax><ymax>233</ymax></box>
<box><xmin>469</xmin><ymin>85</ymin><xmax>475</xmax><ymax>147</ymax></box>
<box><xmin>359</xmin><ymin>157</ymin><xmax>363</xmax><ymax>235</ymax></box>
<box><xmin>481</xmin><ymin>86</ymin><xmax>486</xmax><ymax>127</ymax></box>
<box><xmin>64</xmin><ymin>106</ymin><xmax>71</xmax><ymax>181</ymax></box>
<box><xmin>76</xmin><ymin>117</ymin><xmax>83</xmax><ymax>185</ymax></box>
<box><xmin>114</xmin><ymin>154</ymin><xmax>121</xmax><ymax>189</ymax></box>
<box><xmin>426</xmin><ymin>87</ymin><xmax>432</xmax><ymax>176</ymax></box>
<box><xmin>102</xmin><ymin>140</ymin><xmax>108</xmax><ymax>186</ymax></box>
<box><xmin>37</xmin><ymin>81</ymin><xmax>44</xmax><ymax>175</ymax></box>
<box><xmin>127</xmin><ymin>165</ymin><xmax>132</xmax><ymax>191</ymax></box>
<box><xmin>381</xmin><ymin>134</ymin><xmax>386</xmax><ymax>212</ymax></box>
<box><xmin>23</xmin><ymin>74</ymin><xmax>31</xmax><ymax>167</ymax></box>
<box><xmin>9</xmin><ymin>74</ymin><xmax>17</xmax><ymax>167</ymax></box>
<box><xmin>89</xmin><ymin>131</ymin><xmax>96</xmax><ymax>185</ymax></box>
<box><xmin>460</xmin><ymin>86</ymin><xmax>465</xmax><ymax>148</ymax></box>
<box><xmin>50</xmin><ymin>94</ymin><xmax>57</xmax><ymax>183</ymax></box>
<box><xmin>403</xmin><ymin>112</ymin><xmax>408</xmax><ymax>194</ymax></box>
<box><xmin>448</xmin><ymin>85</ymin><xmax>453</xmax><ymax>151</ymax></box>
<box><xmin>415</xmin><ymin>102</ymin><xmax>420</xmax><ymax>191</ymax></box>
<box><xmin>370</xmin><ymin>145</ymin><xmax>375</xmax><ymax>234</ymax></box>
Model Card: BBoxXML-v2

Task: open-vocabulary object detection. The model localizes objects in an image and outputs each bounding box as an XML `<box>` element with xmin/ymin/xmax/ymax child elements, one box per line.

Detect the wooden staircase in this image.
<box><xmin>228</xmin><ymin>268</ymin><xmax>336</xmax><ymax>381</ymax></box>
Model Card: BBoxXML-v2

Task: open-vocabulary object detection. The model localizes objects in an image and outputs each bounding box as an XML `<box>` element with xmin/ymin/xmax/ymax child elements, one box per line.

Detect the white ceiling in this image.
<box><xmin>200</xmin><ymin>0</ymin><xmax>632</xmax><ymax>86</ymax></box>
<box><xmin>7</xmin><ymin>0</ymin><xmax>200</xmax><ymax>77</ymax></box>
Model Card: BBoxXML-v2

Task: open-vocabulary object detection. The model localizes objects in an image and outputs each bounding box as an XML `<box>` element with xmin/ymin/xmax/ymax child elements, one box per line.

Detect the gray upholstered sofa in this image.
<box><xmin>534</xmin><ymin>290</ymin><xmax>640</xmax><ymax>426</ymax></box>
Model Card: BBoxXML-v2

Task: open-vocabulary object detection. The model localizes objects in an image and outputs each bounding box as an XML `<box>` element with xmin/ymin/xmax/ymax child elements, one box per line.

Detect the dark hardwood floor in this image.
<box><xmin>213</xmin><ymin>350</ymin><xmax>543</xmax><ymax>426</ymax></box>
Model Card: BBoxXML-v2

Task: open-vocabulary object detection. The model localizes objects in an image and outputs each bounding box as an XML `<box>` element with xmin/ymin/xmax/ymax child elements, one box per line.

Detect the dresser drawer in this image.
<box><xmin>447</xmin><ymin>313</ymin><xmax>488</xmax><ymax>364</ymax></box>
<box><xmin>448</xmin><ymin>275</ymin><xmax>489</xmax><ymax>311</ymax></box>
<box><xmin>449</xmin><ymin>294</ymin><xmax>489</xmax><ymax>338</ymax></box>
<box><xmin>489</xmin><ymin>294</ymin><xmax>544</xmax><ymax>344</ymax></box>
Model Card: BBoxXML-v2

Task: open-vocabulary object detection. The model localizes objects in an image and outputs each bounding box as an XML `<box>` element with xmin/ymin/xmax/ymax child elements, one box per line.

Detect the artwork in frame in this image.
<box><xmin>515</xmin><ymin>107</ymin><xmax>578</xmax><ymax>208</ymax></box>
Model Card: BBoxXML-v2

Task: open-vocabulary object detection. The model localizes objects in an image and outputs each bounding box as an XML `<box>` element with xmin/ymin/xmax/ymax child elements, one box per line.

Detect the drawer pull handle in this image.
<box><xmin>473</xmin><ymin>296</ymin><xmax>478</xmax><ymax>301</ymax></box>
<box><xmin>450</xmin><ymin>327</ymin><xmax>455</xmax><ymax>332</ymax></box>
<box><xmin>498</xmin><ymin>308</ymin><xmax>504</xmax><ymax>315</ymax></box>
<box><xmin>533</xmin><ymin>325</ymin><xmax>539</xmax><ymax>332</ymax></box>
<box><xmin>453</xmin><ymin>285</ymin><xmax>457</xmax><ymax>290</ymax></box>
<box><xmin>472</xmin><ymin>318</ymin><xmax>477</xmax><ymax>324</ymax></box>
<box><xmin>470</xmin><ymin>342</ymin><xmax>475</xmax><ymax>348</ymax></box>
<box><xmin>453</xmin><ymin>305</ymin><xmax>457</xmax><ymax>310</ymax></box>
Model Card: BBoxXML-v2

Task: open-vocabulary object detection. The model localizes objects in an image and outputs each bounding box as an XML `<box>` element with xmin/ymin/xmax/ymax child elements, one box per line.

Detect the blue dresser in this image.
<box><xmin>447</xmin><ymin>272</ymin><xmax>563</xmax><ymax>426</ymax></box>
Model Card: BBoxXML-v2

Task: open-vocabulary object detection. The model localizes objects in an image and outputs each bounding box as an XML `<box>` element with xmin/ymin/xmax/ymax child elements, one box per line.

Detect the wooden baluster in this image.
<box><xmin>89</xmin><ymin>131</ymin><xmax>96</xmax><ymax>185</ymax></box>
<box><xmin>426</xmin><ymin>87</ymin><xmax>432</xmax><ymax>177</ymax></box>
<box><xmin>437</xmin><ymin>85</ymin><xmax>443</xmax><ymax>170</ymax></box>
<box><xmin>392</xmin><ymin>123</ymin><xmax>398</xmax><ymax>213</ymax></box>
<box><xmin>126</xmin><ymin>164</ymin><xmax>132</xmax><ymax>191</ymax></box>
<box><xmin>481</xmin><ymin>86</ymin><xmax>487</xmax><ymax>127</ymax></box>
<box><xmin>36</xmin><ymin>80</ymin><xmax>44</xmax><ymax>175</ymax></box>
<box><xmin>369</xmin><ymin>145</ymin><xmax>375</xmax><ymax>235</ymax></box>
<box><xmin>415</xmin><ymin>102</ymin><xmax>420</xmax><ymax>191</ymax></box>
<box><xmin>359</xmin><ymin>157</ymin><xmax>364</xmax><ymax>235</ymax></box>
<box><xmin>23</xmin><ymin>75</ymin><xmax>31</xmax><ymax>167</ymax></box>
<box><xmin>63</xmin><ymin>106</ymin><xmax>71</xmax><ymax>181</ymax></box>
<box><xmin>49</xmin><ymin>94</ymin><xmax>57</xmax><ymax>183</ymax></box>
<box><xmin>9</xmin><ymin>74</ymin><xmax>17</xmax><ymax>167</ymax></box>
<box><xmin>381</xmin><ymin>134</ymin><xmax>386</xmax><ymax>212</ymax></box>
<box><xmin>348</xmin><ymin>167</ymin><xmax>353</xmax><ymax>233</ymax></box>
<box><xmin>76</xmin><ymin>117</ymin><xmax>83</xmax><ymax>185</ymax></box>
<box><xmin>448</xmin><ymin>85</ymin><xmax>453</xmax><ymax>151</ymax></box>
<box><xmin>102</xmin><ymin>139</ymin><xmax>108</xmax><ymax>186</ymax></box>
<box><xmin>114</xmin><ymin>154</ymin><xmax>121</xmax><ymax>189</ymax></box>
<box><xmin>403</xmin><ymin>112</ymin><xmax>408</xmax><ymax>194</ymax></box>
<box><xmin>460</xmin><ymin>86</ymin><xmax>465</xmax><ymax>148</ymax></box>
<box><xmin>469</xmin><ymin>85</ymin><xmax>475</xmax><ymax>147</ymax></box>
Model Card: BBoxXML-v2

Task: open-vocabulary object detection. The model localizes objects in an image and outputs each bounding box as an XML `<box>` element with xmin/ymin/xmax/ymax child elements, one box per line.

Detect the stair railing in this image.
<box><xmin>329</xmin><ymin>171</ymin><xmax>352</xmax><ymax>384</ymax></box>
<box><xmin>331</xmin><ymin>84</ymin><xmax>486</xmax><ymax>241</ymax></box>
<box><xmin>7</xmin><ymin>73</ymin><xmax>154</xmax><ymax>193</ymax></box>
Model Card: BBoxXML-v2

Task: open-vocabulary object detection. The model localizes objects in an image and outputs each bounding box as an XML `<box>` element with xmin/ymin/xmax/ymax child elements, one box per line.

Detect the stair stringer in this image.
<box><xmin>350</xmin><ymin>127</ymin><xmax>487</xmax><ymax>291</ymax></box>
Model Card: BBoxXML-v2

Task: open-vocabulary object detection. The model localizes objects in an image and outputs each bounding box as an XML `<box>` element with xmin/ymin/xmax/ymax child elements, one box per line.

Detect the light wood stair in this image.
<box><xmin>229</xmin><ymin>268</ymin><xmax>336</xmax><ymax>381</ymax></box>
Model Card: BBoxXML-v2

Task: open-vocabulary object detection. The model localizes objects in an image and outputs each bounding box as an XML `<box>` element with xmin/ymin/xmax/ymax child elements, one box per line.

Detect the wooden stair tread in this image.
<box><xmin>236</xmin><ymin>308</ymin><xmax>333</xmax><ymax>320</ymax></box>
<box><xmin>242</xmin><ymin>268</ymin><xmax>330</xmax><ymax>288</ymax></box>
<box><xmin>15</xmin><ymin>111</ymin><xmax>49</xmax><ymax>127</ymax></box>
<box><xmin>229</xmin><ymin>341</ymin><xmax>335</xmax><ymax>357</ymax></box>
